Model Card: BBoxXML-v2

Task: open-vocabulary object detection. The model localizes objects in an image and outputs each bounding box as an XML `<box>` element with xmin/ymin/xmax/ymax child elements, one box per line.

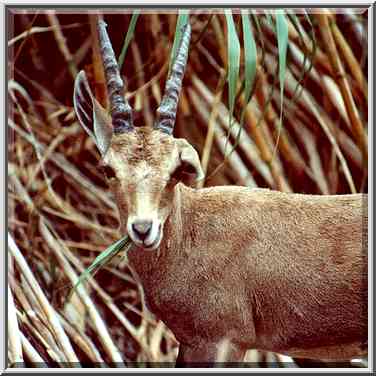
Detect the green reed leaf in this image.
<box><xmin>118</xmin><ymin>11</ymin><xmax>140</xmax><ymax>71</ymax></box>
<box><xmin>224</xmin><ymin>9</ymin><xmax>240</xmax><ymax>141</ymax></box>
<box><xmin>169</xmin><ymin>11</ymin><xmax>190</xmax><ymax>75</ymax></box>
<box><xmin>274</xmin><ymin>9</ymin><xmax>289</xmax><ymax>157</ymax></box>
<box><xmin>241</xmin><ymin>10</ymin><xmax>257</xmax><ymax>111</ymax></box>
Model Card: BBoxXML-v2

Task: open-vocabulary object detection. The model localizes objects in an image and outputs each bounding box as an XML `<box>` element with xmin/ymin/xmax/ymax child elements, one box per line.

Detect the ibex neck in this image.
<box><xmin>126</xmin><ymin>183</ymin><xmax>194</xmax><ymax>279</ymax></box>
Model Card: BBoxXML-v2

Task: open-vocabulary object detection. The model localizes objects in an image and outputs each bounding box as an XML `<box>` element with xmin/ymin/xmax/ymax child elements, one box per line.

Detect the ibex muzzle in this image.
<box><xmin>73</xmin><ymin>19</ymin><xmax>367</xmax><ymax>366</ymax></box>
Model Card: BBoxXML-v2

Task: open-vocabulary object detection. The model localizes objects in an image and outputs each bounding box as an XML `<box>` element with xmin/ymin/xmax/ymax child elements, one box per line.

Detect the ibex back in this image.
<box><xmin>74</xmin><ymin>20</ymin><xmax>368</xmax><ymax>366</ymax></box>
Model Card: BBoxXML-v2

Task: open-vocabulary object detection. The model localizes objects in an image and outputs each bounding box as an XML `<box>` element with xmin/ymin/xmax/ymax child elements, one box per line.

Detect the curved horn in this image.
<box><xmin>97</xmin><ymin>20</ymin><xmax>134</xmax><ymax>133</ymax></box>
<box><xmin>154</xmin><ymin>22</ymin><xmax>191</xmax><ymax>135</ymax></box>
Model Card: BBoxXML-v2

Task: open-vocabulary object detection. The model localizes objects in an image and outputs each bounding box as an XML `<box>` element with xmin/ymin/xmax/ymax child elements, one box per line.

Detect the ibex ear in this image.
<box><xmin>176</xmin><ymin>139</ymin><xmax>205</xmax><ymax>183</ymax></box>
<box><xmin>73</xmin><ymin>70</ymin><xmax>113</xmax><ymax>156</ymax></box>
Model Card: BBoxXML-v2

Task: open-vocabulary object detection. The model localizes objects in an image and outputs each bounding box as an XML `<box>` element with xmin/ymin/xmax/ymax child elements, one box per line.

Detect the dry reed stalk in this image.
<box><xmin>196</xmin><ymin>43</ymin><xmax>223</xmax><ymax>74</ymax></box>
<box><xmin>8</xmin><ymin>233</ymin><xmax>80</xmax><ymax>365</ymax></box>
<box><xmin>72</xmin><ymin>37</ymin><xmax>93</xmax><ymax>68</ymax></box>
<box><xmin>19</xmin><ymin>318</ymin><xmax>63</xmax><ymax>364</ymax></box>
<box><xmin>8</xmin><ymin>80</ymin><xmax>36</xmax><ymax>114</ymax></box>
<box><xmin>9</xmin><ymin>120</ymin><xmax>116</xmax><ymax>210</ymax></box>
<box><xmin>15</xmin><ymin>278</ymin><xmax>67</xmax><ymax>364</ymax></box>
<box><xmin>151</xmin><ymin>81</ymin><xmax>162</xmax><ymax>104</ymax></box>
<box><xmin>285</xmin><ymin>15</ymin><xmax>332</xmax><ymax>75</ymax></box>
<box><xmin>121</xmin><ymin>301</ymin><xmax>163</xmax><ymax>331</ymax></box>
<box><xmin>39</xmin><ymin>219</ymin><xmax>125</xmax><ymax>366</ymax></box>
<box><xmin>150</xmin><ymin>13</ymin><xmax>162</xmax><ymax>39</ymax></box>
<box><xmin>212</xmin><ymin>122</ymin><xmax>258</xmax><ymax>187</ymax></box>
<box><xmin>9</xmin><ymin>90</ymin><xmax>66</xmax><ymax>215</ymax></box>
<box><xmin>287</xmin><ymin>39</ymin><xmax>322</xmax><ymax>88</ymax></box>
<box><xmin>204</xmin><ymin>48</ymin><xmax>292</xmax><ymax>192</ymax></box>
<box><xmin>63</xmin><ymin>241</ymin><xmax>106</xmax><ymax>253</ymax></box>
<box><xmin>188</xmin><ymin>88</ymin><xmax>257</xmax><ymax>187</ymax></box>
<box><xmin>167</xmin><ymin>13</ymin><xmax>176</xmax><ymax>39</ymax></box>
<box><xmin>89</xmin><ymin>13</ymin><xmax>108</xmax><ymax>107</ymax></box>
<box><xmin>295</xmin><ymin>84</ymin><xmax>356</xmax><ymax>193</ymax></box>
<box><xmin>63</xmin><ymin>292</ymin><xmax>86</xmax><ymax>335</ymax></box>
<box><xmin>11</xmin><ymin>13</ymin><xmax>39</xmax><ymax>68</ymax></box>
<box><xmin>45</xmin><ymin>225</ymin><xmax>154</xmax><ymax>359</ymax></box>
<box><xmin>330</xmin><ymin>22</ymin><xmax>368</xmax><ymax>101</ymax></box>
<box><xmin>288</xmin><ymin>116</ymin><xmax>330</xmax><ymax>194</ymax></box>
<box><xmin>179</xmin><ymin>89</ymin><xmax>191</xmax><ymax>118</ymax></box>
<box><xmin>10</xmin><ymin>283</ymin><xmax>67</xmax><ymax>364</ymax></box>
<box><xmin>198</xmin><ymin>71</ymin><xmax>226</xmax><ymax>188</ymax></box>
<box><xmin>126</xmin><ymin>62</ymin><xmax>168</xmax><ymax>101</ymax></box>
<box><xmin>132</xmin><ymin>42</ymin><xmax>153</xmax><ymax>127</ymax></box>
<box><xmin>103</xmin><ymin>267</ymin><xmax>137</xmax><ymax>286</ymax></box>
<box><xmin>264</xmin><ymin>53</ymin><xmax>357</xmax><ymax>193</ymax></box>
<box><xmin>342</xmin><ymin>10</ymin><xmax>366</xmax><ymax>47</ymax></box>
<box><xmin>321</xmin><ymin>75</ymin><xmax>351</xmax><ymax>126</ymax></box>
<box><xmin>8</xmin><ymin>166</ymin><xmax>33</xmax><ymax>211</ymax></box>
<box><xmin>281</xmin><ymin>90</ymin><xmax>363</xmax><ymax>171</ymax></box>
<box><xmin>336</xmin><ymin>130</ymin><xmax>363</xmax><ymax>168</ymax></box>
<box><xmin>41</xmin><ymin>193</ymin><xmax>118</xmax><ymax>237</ymax></box>
<box><xmin>243</xmin><ymin>103</ymin><xmax>291</xmax><ymax>192</ymax></box>
<box><xmin>254</xmin><ymin>68</ymin><xmax>309</xmax><ymax>178</ymax></box>
<box><xmin>211</xmin><ymin>15</ymin><xmax>227</xmax><ymax>65</ymax></box>
<box><xmin>315</xmin><ymin>11</ymin><xmax>367</xmax><ymax>166</ymax></box>
<box><xmin>191</xmin><ymin>78</ymin><xmax>273</xmax><ymax>186</ymax></box>
<box><xmin>149</xmin><ymin>321</ymin><xmax>166</xmax><ymax>361</ymax></box>
<box><xmin>245</xmin><ymin>101</ymin><xmax>293</xmax><ymax>189</ymax></box>
<box><xmin>27</xmin><ymin>132</ymin><xmax>67</xmax><ymax>190</ymax></box>
<box><xmin>46</xmin><ymin>11</ymin><xmax>78</xmax><ymax>79</ymax></box>
<box><xmin>19</xmin><ymin>332</ymin><xmax>47</xmax><ymax>366</ymax></box>
<box><xmin>8</xmin><ymin>23</ymin><xmax>82</xmax><ymax>47</ymax></box>
<box><xmin>57</xmin><ymin>313</ymin><xmax>106</xmax><ymax>365</ymax></box>
<box><xmin>8</xmin><ymin>285</ymin><xmax>24</xmax><ymax>365</ymax></box>
<box><xmin>13</xmin><ymin>67</ymin><xmax>59</xmax><ymax>105</ymax></box>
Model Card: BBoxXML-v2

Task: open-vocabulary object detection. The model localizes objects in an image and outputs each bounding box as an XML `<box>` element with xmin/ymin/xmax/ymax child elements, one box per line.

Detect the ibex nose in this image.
<box><xmin>132</xmin><ymin>220</ymin><xmax>153</xmax><ymax>240</ymax></box>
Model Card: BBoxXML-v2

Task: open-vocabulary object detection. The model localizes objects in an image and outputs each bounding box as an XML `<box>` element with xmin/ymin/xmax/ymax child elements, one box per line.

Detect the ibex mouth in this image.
<box><xmin>128</xmin><ymin>220</ymin><xmax>162</xmax><ymax>251</ymax></box>
<box><xmin>143</xmin><ymin>224</ymin><xmax>162</xmax><ymax>251</ymax></box>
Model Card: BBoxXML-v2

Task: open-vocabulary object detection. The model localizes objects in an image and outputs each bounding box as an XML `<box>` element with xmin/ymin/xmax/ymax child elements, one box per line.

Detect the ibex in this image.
<box><xmin>73</xmin><ymin>20</ymin><xmax>368</xmax><ymax>366</ymax></box>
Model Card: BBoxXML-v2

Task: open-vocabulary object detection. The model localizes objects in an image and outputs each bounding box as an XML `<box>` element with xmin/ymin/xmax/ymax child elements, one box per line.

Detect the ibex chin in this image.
<box><xmin>73</xmin><ymin>20</ymin><xmax>368</xmax><ymax>366</ymax></box>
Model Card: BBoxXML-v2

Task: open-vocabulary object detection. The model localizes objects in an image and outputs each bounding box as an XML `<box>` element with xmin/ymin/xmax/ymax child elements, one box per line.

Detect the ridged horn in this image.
<box><xmin>97</xmin><ymin>20</ymin><xmax>133</xmax><ymax>133</ymax></box>
<box><xmin>154</xmin><ymin>22</ymin><xmax>191</xmax><ymax>135</ymax></box>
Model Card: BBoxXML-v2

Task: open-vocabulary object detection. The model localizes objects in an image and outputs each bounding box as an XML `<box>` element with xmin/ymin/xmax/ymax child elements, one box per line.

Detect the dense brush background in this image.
<box><xmin>8</xmin><ymin>8</ymin><xmax>368</xmax><ymax>368</ymax></box>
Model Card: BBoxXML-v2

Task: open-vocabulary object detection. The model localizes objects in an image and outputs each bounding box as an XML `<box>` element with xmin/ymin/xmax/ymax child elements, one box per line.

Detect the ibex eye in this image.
<box><xmin>182</xmin><ymin>163</ymin><xmax>197</xmax><ymax>175</ymax></box>
<box><xmin>171</xmin><ymin>166</ymin><xmax>184</xmax><ymax>181</ymax></box>
<box><xmin>101</xmin><ymin>165</ymin><xmax>116</xmax><ymax>180</ymax></box>
<box><xmin>171</xmin><ymin>163</ymin><xmax>196</xmax><ymax>181</ymax></box>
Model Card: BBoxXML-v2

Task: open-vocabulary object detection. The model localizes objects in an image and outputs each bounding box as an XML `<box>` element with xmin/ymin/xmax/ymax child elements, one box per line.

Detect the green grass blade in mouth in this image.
<box><xmin>68</xmin><ymin>235</ymin><xmax>132</xmax><ymax>301</ymax></box>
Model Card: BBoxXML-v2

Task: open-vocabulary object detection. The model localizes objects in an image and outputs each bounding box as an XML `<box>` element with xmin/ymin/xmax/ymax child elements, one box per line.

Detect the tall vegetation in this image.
<box><xmin>8</xmin><ymin>8</ymin><xmax>368</xmax><ymax>367</ymax></box>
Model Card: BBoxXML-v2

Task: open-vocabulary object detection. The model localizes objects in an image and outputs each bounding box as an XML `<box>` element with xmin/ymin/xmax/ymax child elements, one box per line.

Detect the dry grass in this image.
<box><xmin>7</xmin><ymin>8</ymin><xmax>368</xmax><ymax>367</ymax></box>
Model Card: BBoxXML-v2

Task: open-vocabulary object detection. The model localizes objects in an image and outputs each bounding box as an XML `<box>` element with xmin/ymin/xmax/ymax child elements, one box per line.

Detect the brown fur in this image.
<box><xmin>73</xmin><ymin>73</ymin><xmax>368</xmax><ymax>364</ymax></box>
<box><xmin>103</xmin><ymin>128</ymin><xmax>367</xmax><ymax>364</ymax></box>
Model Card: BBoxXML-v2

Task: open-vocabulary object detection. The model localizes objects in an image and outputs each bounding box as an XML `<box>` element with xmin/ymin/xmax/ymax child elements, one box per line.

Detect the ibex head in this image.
<box><xmin>73</xmin><ymin>20</ymin><xmax>203</xmax><ymax>250</ymax></box>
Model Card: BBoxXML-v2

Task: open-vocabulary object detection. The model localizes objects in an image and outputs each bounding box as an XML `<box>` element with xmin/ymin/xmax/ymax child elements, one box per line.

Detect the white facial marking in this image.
<box><xmin>125</xmin><ymin>162</ymin><xmax>163</xmax><ymax>250</ymax></box>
